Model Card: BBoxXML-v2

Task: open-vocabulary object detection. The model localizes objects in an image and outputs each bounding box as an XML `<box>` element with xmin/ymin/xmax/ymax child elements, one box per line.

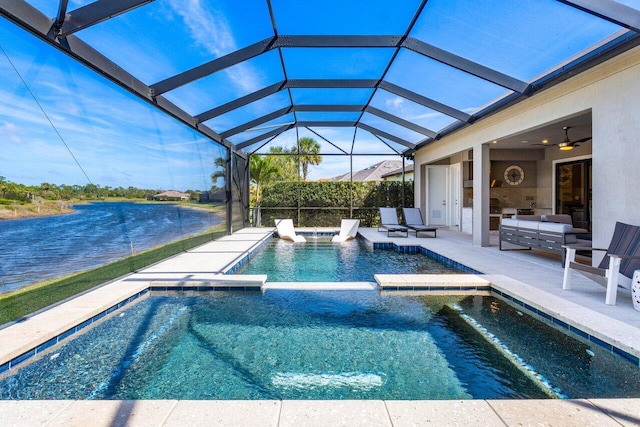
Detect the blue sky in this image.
<box><xmin>0</xmin><ymin>0</ymin><xmax>633</xmax><ymax>188</ymax></box>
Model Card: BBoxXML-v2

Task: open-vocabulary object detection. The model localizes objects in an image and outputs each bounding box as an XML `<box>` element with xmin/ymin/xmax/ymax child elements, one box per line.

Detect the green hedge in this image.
<box><xmin>258</xmin><ymin>181</ymin><xmax>413</xmax><ymax>227</ymax></box>
<box><xmin>0</xmin><ymin>228</ymin><xmax>226</xmax><ymax>326</ymax></box>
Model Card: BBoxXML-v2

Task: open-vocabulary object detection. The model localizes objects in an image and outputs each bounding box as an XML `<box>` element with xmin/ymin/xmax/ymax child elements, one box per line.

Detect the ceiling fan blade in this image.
<box><xmin>574</xmin><ymin>136</ymin><xmax>592</xmax><ymax>143</ymax></box>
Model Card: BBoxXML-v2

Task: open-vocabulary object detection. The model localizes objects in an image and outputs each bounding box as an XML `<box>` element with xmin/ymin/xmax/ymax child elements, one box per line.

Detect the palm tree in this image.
<box><xmin>250</xmin><ymin>155</ymin><xmax>280</xmax><ymax>226</ymax></box>
<box><xmin>210</xmin><ymin>156</ymin><xmax>227</xmax><ymax>187</ymax></box>
<box><xmin>297</xmin><ymin>137</ymin><xmax>322</xmax><ymax>180</ymax></box>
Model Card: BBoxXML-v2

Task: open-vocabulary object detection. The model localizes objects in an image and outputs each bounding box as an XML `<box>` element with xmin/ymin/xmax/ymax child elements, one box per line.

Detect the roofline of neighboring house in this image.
<box><xmin>381</xmin><ymin>164</ymin><xmax>414</xmax><ymax>178</ymax></box>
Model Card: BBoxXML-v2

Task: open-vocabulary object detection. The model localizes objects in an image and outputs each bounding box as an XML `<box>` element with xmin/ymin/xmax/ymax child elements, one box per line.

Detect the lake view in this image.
<box><xmin>0</xmin><ymin>202</ymin><xmax>222</xmax><ymax>293</ymax></box>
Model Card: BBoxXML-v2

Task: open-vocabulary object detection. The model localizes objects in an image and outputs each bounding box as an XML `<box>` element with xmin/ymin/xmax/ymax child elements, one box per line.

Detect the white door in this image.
<box><xmin>448</xmin><ymin>163</ymin><xmax>461</xmax><ymax>228</ymax></box>
<box><xmin>427</xmin><ymin>166</ymin><xmax>448</xmax><ymax>226</ymax></box>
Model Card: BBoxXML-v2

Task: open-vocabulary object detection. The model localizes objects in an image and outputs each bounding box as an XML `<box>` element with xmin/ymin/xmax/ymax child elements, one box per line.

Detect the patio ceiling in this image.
<box><xmin>2</xmin><ymin>0</ymin><xmax>640</xmax><ymax>157</ymax></box>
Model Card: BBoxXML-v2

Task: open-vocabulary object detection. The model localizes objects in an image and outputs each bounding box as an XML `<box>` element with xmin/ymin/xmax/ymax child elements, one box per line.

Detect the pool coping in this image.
<box><xmin>1</xmin><ymin>398</ymin><xmax>639</xmax><ymax>426</ymax></box>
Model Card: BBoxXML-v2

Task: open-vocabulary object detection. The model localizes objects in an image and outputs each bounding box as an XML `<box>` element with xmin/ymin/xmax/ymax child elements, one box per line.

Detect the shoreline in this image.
<box><xmin>0</xmin><ymin>203</ymin><xmax>74</xmax><ymax>221</ymax></box>
<box><xmin>0</xmin><ymin>199</ymin><xmax>224</xmax><ymax>221</ymax></box>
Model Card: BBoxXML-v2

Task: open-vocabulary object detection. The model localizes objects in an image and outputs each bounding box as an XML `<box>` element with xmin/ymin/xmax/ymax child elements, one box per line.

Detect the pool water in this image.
<box><xmin>2</xmin><ymin>292</ymin><xmax>639</xmax><ymax>400</ymax></box>
<box><xmin>233</xmin><ymin>238</ymin><xmax>461</xmax><ymax>281</ymax></box>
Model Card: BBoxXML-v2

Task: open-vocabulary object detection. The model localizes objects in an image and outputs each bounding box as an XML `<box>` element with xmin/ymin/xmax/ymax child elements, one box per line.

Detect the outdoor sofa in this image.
<box><xmin>499</xmin><ymin>214</ymin><xmax>590</xmax><ymax>263</ymax></box>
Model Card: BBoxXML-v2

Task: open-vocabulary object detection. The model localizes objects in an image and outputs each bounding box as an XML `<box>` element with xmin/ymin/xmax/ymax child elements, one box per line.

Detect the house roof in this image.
<box><xmin>329</xmin><ymin>160</ymin><xmax>403</xmax><ymax>182</ymax></box>
<box><xmin>381</xmin><ymin>164</ymin><xmax>414</xmax><ymax>178</ymax></box>
<box><xmin>154</xmin><ymin>191</ymin><xmax>189</xmax><ymax>199</ymax></box>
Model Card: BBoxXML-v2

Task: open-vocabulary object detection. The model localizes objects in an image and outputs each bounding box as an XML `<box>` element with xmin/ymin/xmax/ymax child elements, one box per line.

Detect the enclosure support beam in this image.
<box><xmin>365</xmin><ymin>106</ymin><xmax>438</xmax><ymax>138</ymax></box>
<box><xmin>558</xmin><ymin>0</ymin><xmax>640</xmax><ymax>33</ymax></box>
<box><xmin>358</xmin><ymin>123</ymin><xmax>415</xmax><ymax>149</ymax></box>
<box><xmin>379</xmin><ymin>81</ymin><xmax>472</xmax><ymax>123</ymax></box>
<box><xmin>58</xmin><ymin>0</ymin><xmax>154</xmax><ymax>36</ymax></box>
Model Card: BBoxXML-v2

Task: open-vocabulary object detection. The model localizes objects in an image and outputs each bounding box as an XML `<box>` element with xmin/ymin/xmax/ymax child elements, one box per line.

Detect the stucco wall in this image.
<box><xmin>413</xmin><ymin>45</ymin><xmax>640</xmax><ymax>249</ymax></box>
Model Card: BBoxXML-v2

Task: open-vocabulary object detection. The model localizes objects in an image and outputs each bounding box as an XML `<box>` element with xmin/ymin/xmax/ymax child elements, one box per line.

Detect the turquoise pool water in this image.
<box><xmin>233</xmin><ymin>238</ymin><xmax>461</xmax><ymax>281</ymax></box>
<box><xmin>2</xmin><ymin>292</ymin><xmax>639</xmax><ymax>400</ymax></box>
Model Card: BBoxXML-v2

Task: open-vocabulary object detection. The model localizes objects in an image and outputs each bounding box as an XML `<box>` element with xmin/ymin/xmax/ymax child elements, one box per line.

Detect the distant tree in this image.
<box><xmin>268</xmin><ymin>145</ymin><xmax>297</xmax><ymax>181</ymax></box>
<box><xmin>0</xmin><ymin>176</ymin><xmax>7</xmax><ymax>198</ymax></box>
<box><xmin>0</xmin><ymin>177</ymin><xmax>26</xmax><ymax>202</ymax></box>
<box><xmin>38</xmin><ymin>182</ymin><xmax>61</xmax><ymax>200</ymax></box>
<box><xmin>297</xmin><ymin>137</ymin><xmax>322</xmax><ymax>180</ymax></box>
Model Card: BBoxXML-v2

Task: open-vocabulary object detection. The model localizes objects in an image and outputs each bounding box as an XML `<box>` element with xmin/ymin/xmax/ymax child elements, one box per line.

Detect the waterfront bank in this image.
<box><xmin>0</xmin><ymin>202</ymin><xmax>223</xmax><ymax>293</ymax></box>
<box><xmin>0</xmin><ymin>201</ymin><xmax>73</xmax><ymax>220</ymax></box>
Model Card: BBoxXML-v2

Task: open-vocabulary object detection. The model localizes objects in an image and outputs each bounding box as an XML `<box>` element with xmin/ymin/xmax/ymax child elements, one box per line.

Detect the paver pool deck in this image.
<box><xmin>1</xmin><ymin>226</ymin><xmax>640</xmax><ymax>426</ymax></box>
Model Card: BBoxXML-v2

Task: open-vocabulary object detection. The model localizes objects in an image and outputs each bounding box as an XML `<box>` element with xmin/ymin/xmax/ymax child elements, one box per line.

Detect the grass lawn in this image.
<box><xmin>0</xmin><ymin>226</ymin><xmax>226</xmax><ymax>326</ymax></box>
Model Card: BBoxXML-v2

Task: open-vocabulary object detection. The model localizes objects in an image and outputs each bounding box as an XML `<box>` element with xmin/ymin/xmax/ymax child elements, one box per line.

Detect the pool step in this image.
<box><xmin>264</xmin><ymin>282</ymin><xmax>377</xmax><ymax>291</ymax></box>
<box><xmin>375</xmin><ymin>274</ymin><xmax>491</xmax><ymax>294</ymax></box>
<box><xmin>149</xmin><ymin>275</ymin><xmax>267</xmax><ymax>292</ymax></box>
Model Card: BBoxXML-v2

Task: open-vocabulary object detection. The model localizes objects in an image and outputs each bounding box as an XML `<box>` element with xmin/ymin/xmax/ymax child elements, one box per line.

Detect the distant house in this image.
<box><xmin>153</xmin><ymin>190</ymin><xmax>190</xmax><ymax>201</ymax></box>
<box><xmin>328</xmin><ymin>160</ymin><xmax>403</xmax><ymax>182</ymax></box>
<box><xmin>381</xmin><ymin>164</ymin><xmax>414</xmax><ymax>182</ymax></box>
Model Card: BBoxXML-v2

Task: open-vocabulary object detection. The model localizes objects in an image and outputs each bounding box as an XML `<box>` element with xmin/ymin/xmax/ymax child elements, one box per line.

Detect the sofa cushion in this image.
<box><xmin>501</xmin><ymin>218</ymin><xmax>520</xmax><ymax>227</ymax></box>
<box><xmin>512</xmin><ymin>215</ymin><xmax>543</xmax><ymax>222</ymax></box>
<box><xmin>538</xmin><ymin>222</ymin><xmax>573</xmax><ymax>233</ymax></box>
<box><xmin>541</xmin><ymin>214</ymin><xmax>572</xmax><ymax>224</ymax></box>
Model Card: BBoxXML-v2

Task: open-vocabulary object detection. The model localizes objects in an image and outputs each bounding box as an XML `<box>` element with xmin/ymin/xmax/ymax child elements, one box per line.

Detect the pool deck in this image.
<box><xmin>2</xmin><ymin>226</ymin><xmax>640</xmax><ymax>426</ymax></box>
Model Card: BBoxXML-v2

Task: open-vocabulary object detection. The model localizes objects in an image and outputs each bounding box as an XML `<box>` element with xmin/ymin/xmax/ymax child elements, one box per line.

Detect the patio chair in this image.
<box><xmin>402</xmin><ymin>208</ymin><xmax>437</xmax><ymax>238</ymax></box>
<box><xmin>332</xmin><ymin>219</ymin><xmax>360</xmax><ymax>242</ymax></box>
<box><xmin>562</xmin><ymin>221</ymin><xmax>640</xmax><ymax>305</ymax></box>
<box><xmin>378</xmin><ymin>208</ymin><xmax>408</xmax><ymax>237</ymax></box>
<box><xmin>274</xmin><ymin>219</ymin><xmax>306</xmax><ymax>242</ymax></box>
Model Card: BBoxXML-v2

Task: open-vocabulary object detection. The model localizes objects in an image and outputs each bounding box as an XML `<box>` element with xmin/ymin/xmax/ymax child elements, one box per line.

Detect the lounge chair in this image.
<box><xmin>562</xmin><ymin>222</ymin><xmax>640</xmax><ymax>305</ymax></box>
<box><xmin>332</xmin><ymin>219</ymin><xmax>360</xmax><ymax>242</ymax></box>
<box><xmin>378</xmin><ymin>208</ymin><xmax>408</xmax><ymax>237</ymax></box>
<box><xmin>274</xmin><ymin>219</ymin><xmax>306</xmax><ymax>242</ymax></box>
<box><xmin>402</xmin><ymin>208</ymin><xmax>437</xmax><ymax>238</ymax></box>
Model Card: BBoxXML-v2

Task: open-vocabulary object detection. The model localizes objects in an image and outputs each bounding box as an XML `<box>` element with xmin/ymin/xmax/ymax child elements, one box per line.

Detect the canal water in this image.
<box><xmin>0</xmin><ymin>202</ymin><xmax>221</xmax><ymax>293</ymax></box>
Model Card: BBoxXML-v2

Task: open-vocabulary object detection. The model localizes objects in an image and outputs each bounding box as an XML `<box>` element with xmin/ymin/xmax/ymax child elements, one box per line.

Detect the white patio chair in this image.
<box><xmin>274</xmin><ymin>219</ymin><xmax>306</xmax><ymax>242</ymax></box>
<box><xmin>332</xmin><ymin>219</ymin><xmax>360</xmax><ymax>242</ymax></box>
<box><xmin>563</xmin><ymin>221</ymin><xmax>640</xmax><ymax>305</ymax></box>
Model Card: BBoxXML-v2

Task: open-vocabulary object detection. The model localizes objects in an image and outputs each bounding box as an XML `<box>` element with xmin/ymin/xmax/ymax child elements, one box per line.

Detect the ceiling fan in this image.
<box><xmin>534</xmin><ymin>126</ymin><xmax>592</xmax><ymax>150</ymax></box>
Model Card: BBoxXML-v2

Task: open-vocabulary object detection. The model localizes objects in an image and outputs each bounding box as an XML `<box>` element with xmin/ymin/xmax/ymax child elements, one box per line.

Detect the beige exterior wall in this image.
<box><xmin>413</xmin><ymin>45</ymin><xmax>640</xmax><ymax>249</ymax></box>
<box><xmin>383</xmin><ymin>172</ymin><xmax>414</xmax><ymax>182</ymax></box>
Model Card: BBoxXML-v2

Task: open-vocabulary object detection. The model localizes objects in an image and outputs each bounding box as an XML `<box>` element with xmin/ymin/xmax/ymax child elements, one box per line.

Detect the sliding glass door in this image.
<box><xmin>555</xmin><ymin>158</ymin><xmax>592</xmax><ymax>231</ymax></box>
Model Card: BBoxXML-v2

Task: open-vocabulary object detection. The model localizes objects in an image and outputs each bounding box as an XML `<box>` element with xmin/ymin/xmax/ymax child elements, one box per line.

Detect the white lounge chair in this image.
<box><xmin>274</xmin><ymin>219</ymin><xmax>306</xmax><ymax>242</ymax></box>
<box><xmin>378</xmin><ymin>208</ymin><xmax>408</xmax><ymax>237</ymax></box>
<box><xmin>332</xmin><ymin>219</ymin><xmax>360</xmax><ymax>242</ymax></box>
<box><xmin>402</xmin><ymin>208</ymin><xmax>437</xmax><ymax>238</ymax></box>
<box><xmin>562</xmin><ymin>221</ymin><xmax>640</xmax><ymax>305</ymax></box>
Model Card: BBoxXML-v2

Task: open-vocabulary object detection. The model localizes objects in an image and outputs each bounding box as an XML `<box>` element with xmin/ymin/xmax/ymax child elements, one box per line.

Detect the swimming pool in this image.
<box><xmin>232</xmin><ymin>238</ymin><xmax>463</xmax><ymax>281</ymax></box>
<box><xmin>2</xmin><ymin>291</ymin><xmax>639</xmax><ymax>400</ymax></box>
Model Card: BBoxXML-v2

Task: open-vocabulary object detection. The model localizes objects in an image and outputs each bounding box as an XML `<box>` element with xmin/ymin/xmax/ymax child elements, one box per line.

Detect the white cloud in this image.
<box><xmin>167</xmin><ymin>0</ymin><xmax>262</xmax><ymax>94</ymax></box>
<box><xmin>0</xmin><ymin>121</ymin><xmax>23</xmax><ymax>143</ymax></box>
<box><xmin>385</xmin><ymin>96</ymin><xmax>405</xmax><ymax>110</ymax></box>
<box><xmin>407</xmin><ymin>111</ymin><xmax>444</xmax><ymax>121</ymax></box>
<box><xmin>169</xmin><ymin>0</ymin><xmax>236</xmax><ymax>57</ymax></box>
